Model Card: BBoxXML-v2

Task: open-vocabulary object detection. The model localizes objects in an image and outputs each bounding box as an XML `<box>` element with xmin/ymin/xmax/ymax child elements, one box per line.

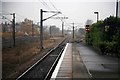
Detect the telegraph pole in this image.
<box><xmin>12</xmin><ymin>13</ymin><xmax>15</xmax><ymax>47</ymax></box>
<box><xmin>51</xmin><ymin>16</ymin><xmax>68</xmax><ymax>37</ymax></box>
<box><xmin>32</xmin><ymin>21</ymin><xmax>34</xmax><ymax>37</ymax></box>
<box><xmin>40</xmin><ymin>9</ymin><xmax>61</xmax><ymax>50</ymax></box>
<box><xmin>40</xmin><ymin>9</ymin><xmax>43</xmax><ymax>50</ymax></box>
<box><xmin>50</xmin><ymin>26</ymin><xmax>52</xmax><ymax>37</ymax></box>
<box><xmin>62</xmin><ymin>22</ymin><xmax>64</xmax><ymax>36</ymax></box>
<box><xmin>72</xmin><ymin>23</ymin><xmax>74</xmax><ymax>39</ymax></box>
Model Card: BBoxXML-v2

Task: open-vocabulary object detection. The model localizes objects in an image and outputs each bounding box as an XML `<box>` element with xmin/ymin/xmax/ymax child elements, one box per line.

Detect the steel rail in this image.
<box><xmin>16</xmin><ymin>38</ymin><xmax>67</xmax><ymax>80</ymax></box>
<box><xmin>44</xmin><ymin>47</ymin><xmax>65</xmax><ymax>80</ymax></box>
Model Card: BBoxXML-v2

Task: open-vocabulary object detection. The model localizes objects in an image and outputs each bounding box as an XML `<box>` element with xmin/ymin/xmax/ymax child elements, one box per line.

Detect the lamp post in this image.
<box><xmin>94</xmin><ymin>12</ymin><xmax>99</xmax><ymax>22</ymax></box>
<box><xmin>116</xmin><ymin>0</ymin><xmax>118</xmax><ymax>19</ymax></box>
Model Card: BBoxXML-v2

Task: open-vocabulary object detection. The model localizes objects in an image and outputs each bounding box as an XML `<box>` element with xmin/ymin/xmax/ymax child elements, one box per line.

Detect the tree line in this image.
<box><xmin>1</xmin><ymin>18</ymin><xmax>62</xmax><ymax>40</ymax></box>
<box><xmin>86</xmin><ymin>16</ymin><xmax>120</xmax><ymax>57</ymax></box>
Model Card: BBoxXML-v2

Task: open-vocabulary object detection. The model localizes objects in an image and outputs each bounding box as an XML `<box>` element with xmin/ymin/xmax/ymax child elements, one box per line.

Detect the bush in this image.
<box><xmin>105</xmin><ymin>42</ymin><xmax>114</xmax><ymax>55</ymax></box>
<box><xmin>99</xmin><ymin>42</ymin><xmax>117</xmax><ymax>56</ymax></box>
<box><xmin>86</xmin><ymin>16</ymin><xmax>120</xmax><ymax>57</ymax></box>
<box><xmin>99</xmin><ymin>42</ymin><xmax>106</xmax><ymax>55</ymax></box>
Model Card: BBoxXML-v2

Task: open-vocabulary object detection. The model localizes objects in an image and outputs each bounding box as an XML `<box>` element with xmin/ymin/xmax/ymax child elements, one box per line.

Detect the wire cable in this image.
<box><xmin>48</xmin><ymin>0</ymin><xmax>58</xmax><ymax>11</ymax></box>
<box><xmin>48</xmin><ymin>0</ymin><xmax>74</xmax><ymax>26</ymax></box>
<box><xmin>38</xmin><ymin>0</ymin><xmax>52</xmax><ymax>10</ymax></box>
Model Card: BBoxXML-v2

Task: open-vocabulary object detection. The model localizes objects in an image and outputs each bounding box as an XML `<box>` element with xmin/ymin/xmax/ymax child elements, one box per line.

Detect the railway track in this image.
<box><xmin>16</xmin><ymin>37</ymin><xmax>69</xmax><ymax>80</ymax></box>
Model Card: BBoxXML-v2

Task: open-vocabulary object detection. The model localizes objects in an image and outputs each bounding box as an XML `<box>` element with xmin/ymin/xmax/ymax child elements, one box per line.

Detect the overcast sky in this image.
<box><xmin>1</xmin><ymin>0</ymin><xmax>120</xmax><ymax>29</ymax></box>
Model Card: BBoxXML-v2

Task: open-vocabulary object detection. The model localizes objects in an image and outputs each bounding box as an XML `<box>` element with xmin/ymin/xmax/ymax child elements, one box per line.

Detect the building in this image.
<box><xmin>21</xmin><ymin>18</ymin><xmax>33</xmax><ymax>35</ymax></box>
<box><xmin>49</xmin><ymin>25</ymin><xmax>60</xmax><ymax>37</ymax></box>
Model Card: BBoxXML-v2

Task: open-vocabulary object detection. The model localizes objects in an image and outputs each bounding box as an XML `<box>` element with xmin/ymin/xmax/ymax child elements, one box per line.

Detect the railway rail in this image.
<box><xmin>16</xmin><ymin>37</ymin><xmax>69</xmax><ymax>79</ymax></box>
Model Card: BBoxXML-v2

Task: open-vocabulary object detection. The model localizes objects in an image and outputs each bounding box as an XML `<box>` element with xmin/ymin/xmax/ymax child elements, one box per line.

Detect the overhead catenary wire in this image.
<box><xmin>38</xmin><ymin>0</ymin><xmax>52</xmax><ymax>10</ymax></box>
<box><xmin>42</xmin><ymin>0</ymin><xmax>52</xmax><ymax>10</ymax></box>
<box><xmin>48</xmin><ymin>0</ymin><xmax>58</xmax><ymax>11</ymax></box>
<box><xmin>39</xmin><ymin>0</ymin><xmax>71</xmax><ymax>25</ymax></box>
<box><xmin>48</xmin><ymin>0</ymin><xmax>74</xmax><ymax>25</ymax></box>
<box><xmin>38</xmin><ymin>0</ymin><xmax>64</xmax><ymax>26</ymax></box>
<box><xmin>1</xmin><ymin>12</ymin><xmax>34</xmax><ymax>24</ymax></box>
<box><xmin>15</xmin><ymin>13</ymin><xmax>26</xmax><ymax>20</ymax></box>
<box><xmin>0</xmin><ymin>12</ymin><xmax>13</xmax><ymax>23</ymax></box>
<box><xmin>47</xmin><ymin>0</ymin><xmax>75</xmax><ymax>35</ymax></box>
<box><xmin>2</xmin><ymin>1</ymin><xmax>74</xmax><ymax>27</ymax></box>
<box><xmin>0</xmin><ymin>11</ymin><xmax>15</xmax><ymax>24</ymax></box>
<box><xmin>2</xmin><ymin>16</ymin><xmax>12</xmax><ymax>22</ymax></box>
<box><xmin>1</xmin><ymin>11</ymin><xmax>12</xmax><ymax>15</ymax></box>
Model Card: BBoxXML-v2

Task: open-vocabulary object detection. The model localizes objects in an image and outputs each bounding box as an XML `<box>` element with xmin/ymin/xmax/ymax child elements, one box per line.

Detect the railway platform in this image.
<box><xmin>51</xmin><ymin>43</ymin><xmax>90</xmax><ymax>80</ymax></box>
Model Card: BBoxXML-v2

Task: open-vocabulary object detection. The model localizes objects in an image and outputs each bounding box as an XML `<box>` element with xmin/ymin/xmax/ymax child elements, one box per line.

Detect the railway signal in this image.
<box><xmin>85</xmin><ymin>25</ymin><xmax>90</xmax><ymax>32</ymax></box>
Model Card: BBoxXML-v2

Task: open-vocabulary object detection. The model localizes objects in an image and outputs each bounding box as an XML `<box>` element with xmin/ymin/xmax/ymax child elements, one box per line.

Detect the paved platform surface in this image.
<box><xmin>51</xmin><ymin>43</ymin><xmax>90</xmax><ymax>80</ymax></box>
<box><xmin>72</xmin><ymin>43</ymin><xmax>90</xmax><ymax>79</ymax></box>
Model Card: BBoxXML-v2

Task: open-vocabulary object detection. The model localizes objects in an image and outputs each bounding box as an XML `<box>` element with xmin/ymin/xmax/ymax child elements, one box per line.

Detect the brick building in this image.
<box><xmin>21</xmin><ymin>18</ymin><xmax>32</xmax><ymax>35</ymax></box>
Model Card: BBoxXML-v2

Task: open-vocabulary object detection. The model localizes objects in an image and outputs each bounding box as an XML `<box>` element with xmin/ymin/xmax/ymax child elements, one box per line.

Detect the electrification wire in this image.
<box><xmin>1</xmin><ymin>16</ymin><xmax>12</xmax><ymax>23</ymax></box>
<box><xmin>48</xmin><ymin>0</ymin><xmax>74</xmax><ymax>31</ymax></box>
<box><xmin>1</xmin><ymin>11</ymin><xmax>12</xmax><ymax>15</ymax></box>
<box><xmin>16</xmin><ymin>13</ymin><xmax>26</xmax><ymax>19</ymax></box>
<box><xmin>49</xmin><ymin>0</ymin><xmax>74</xmax><ymax>22</ymax></box>
<box><xmin>39</xmin><ymin>0</ymin><xmax>65</xmax><ymax>23</ymax></box>
<box><xmin>38</xmin><ymin>0</ymin><xmax>52</xmax><ymax>10</ymax></box>
<box><xmin>42</xmin><ymin>0</ymin><xmax>52</xmax><ymax>10</ymax></box>
<box><xmin>48</xmin><ymin>0</ymin><xmax>74</xmax><ymax>26</ymax></box>
<box><xmin>48</xmin><ymin>0</ymin><xmax>58</xmax><ymax>11</ymax></box>
<box><xmin>0</xmin><ymin>12</ymin><xmax>12</xmax><ymax>24</ymax></box>
<box><xmin>16</xmin><ymin>13</ymin><xmax>40</xmax><ymax>25</ymax></box>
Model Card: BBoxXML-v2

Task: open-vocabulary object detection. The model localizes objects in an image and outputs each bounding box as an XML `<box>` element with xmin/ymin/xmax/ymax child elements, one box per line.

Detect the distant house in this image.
<box><xmin>49</xmin><ymin>25</ymin><xmax>60</xmax><ymax>37</ymax></box>
<box><xmin>21</xmin><ymin>18</ymin><xmax>32</xmax><ymax>35</ymax></box>
<box><xmin>15</xmin><ymin>22</ymin><xmax>22</xmax><ymax>32</ymax></box>
<box><xmin>2</xmin><ymin>22</ymin><xmax>12</xmax><ymax>32</ymax></box>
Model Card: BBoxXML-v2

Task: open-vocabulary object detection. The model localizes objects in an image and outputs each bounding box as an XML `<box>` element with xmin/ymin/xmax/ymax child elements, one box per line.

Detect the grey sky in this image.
<box><xmin>1</xmin><ymin>0</ymin><xmax>119</xmax><ymax>29</ymax></box>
